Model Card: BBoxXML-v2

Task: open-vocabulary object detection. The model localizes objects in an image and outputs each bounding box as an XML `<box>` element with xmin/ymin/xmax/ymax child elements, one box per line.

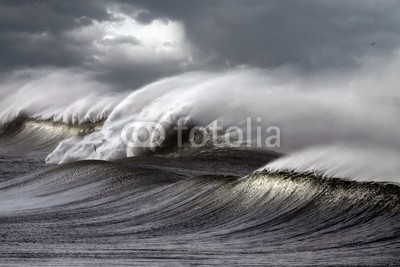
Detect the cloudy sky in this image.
<box><xmin>1</xmin><ymin>0</ymin><xmax>400</xmax><ymax>89</ymax></box>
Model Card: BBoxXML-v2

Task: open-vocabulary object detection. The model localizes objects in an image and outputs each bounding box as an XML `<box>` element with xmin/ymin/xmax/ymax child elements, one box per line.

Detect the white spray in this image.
<box><xmin>2</xmin><ymin>54</ymin><xmax>400</xmax><ymax>183</ymax></box>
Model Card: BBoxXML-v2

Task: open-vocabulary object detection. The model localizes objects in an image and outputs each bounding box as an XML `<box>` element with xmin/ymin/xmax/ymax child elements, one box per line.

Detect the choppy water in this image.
<box><xmin>0</xmin><ymin>119</ymin><xmax>399</xmax><ymax>266</ymax></box>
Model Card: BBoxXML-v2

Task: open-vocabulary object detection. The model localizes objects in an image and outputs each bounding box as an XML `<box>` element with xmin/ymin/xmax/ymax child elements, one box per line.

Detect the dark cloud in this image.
<box><xmin>0</xmin><ymin>0</ymin><xmax>110</xmax><ymax>70</ymax></box>
<box><xmin>0</xmin><ymin>0</ymin><xmax>110</xmax><ymax>34</ymax></box>
<box><xmin>0</xmin><ymin>0</ymin><xmax>400</xmax><ymax>89</ymax></box>
<box><xmin>130</xmin><ymin>0</ymin><xmax>400</xmax><ymax>70</ymax></box>
<box><xmin>135</xmin><ymin>11</ymin><xmax>159</xmax><ymax>25</ymax></box>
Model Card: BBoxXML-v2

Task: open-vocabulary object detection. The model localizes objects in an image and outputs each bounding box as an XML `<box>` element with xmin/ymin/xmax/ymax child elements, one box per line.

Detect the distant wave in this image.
<box><xmin>0</xmin><ymin>115</ymin><xmax>103</xmax><ymax>154</ymax></box>
<box><xmin>0</xmin><ymin>69</ymin><xmax>123</xmax><ymax>128</ymax></box>
<box><xmin>0</xmin><ymin>115</ymin><xmax>103</xmax><ymax>137</ymax></box>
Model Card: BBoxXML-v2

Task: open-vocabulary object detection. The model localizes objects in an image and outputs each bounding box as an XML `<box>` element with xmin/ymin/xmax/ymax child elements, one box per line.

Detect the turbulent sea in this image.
<box><xmin>0</xmin><ymin>70</ymin><xmax>400</xmax><ymax>266</ymax></box>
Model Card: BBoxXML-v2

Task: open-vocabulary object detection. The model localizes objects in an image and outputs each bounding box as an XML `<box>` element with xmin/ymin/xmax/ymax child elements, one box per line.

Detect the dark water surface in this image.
<box><xmin>0</xmin><ymin>121</ymin><xmax>399</xmax><ymax>266</ymax></box>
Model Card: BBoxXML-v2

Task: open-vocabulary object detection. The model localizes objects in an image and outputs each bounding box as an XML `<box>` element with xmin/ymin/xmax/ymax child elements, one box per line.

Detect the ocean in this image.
<box><xmin>0</xmin><ymin>70</ymin><xmax>399</xmax><ymax>266</ymax></box>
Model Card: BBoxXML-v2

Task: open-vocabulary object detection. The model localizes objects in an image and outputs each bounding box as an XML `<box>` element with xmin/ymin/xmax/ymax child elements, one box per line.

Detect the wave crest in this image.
<box><xmin>2</xmin><ymin>68</ymin><xmax>400</xmax><ymax>182</ymax></box>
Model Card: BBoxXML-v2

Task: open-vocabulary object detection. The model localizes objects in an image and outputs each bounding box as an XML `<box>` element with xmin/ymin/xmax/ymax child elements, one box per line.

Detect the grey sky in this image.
<box><xmin>1</xmin><ymin>0</ymin><xmax>400</xmax><ymax>89</ymax></box>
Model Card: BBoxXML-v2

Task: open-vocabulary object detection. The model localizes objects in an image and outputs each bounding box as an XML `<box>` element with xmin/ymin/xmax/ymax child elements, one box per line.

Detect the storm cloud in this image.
<box><xmin>1</xmin><ymin>0</ymin><xmax>400</xmax><ymax>89</ymax></box>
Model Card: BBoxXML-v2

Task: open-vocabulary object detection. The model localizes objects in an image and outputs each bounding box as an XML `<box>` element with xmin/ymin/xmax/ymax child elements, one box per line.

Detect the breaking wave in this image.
<box><xmin>1</xmin><ymin>67</ymin><xmax>400</xmax><ymax>182</ymax></box>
